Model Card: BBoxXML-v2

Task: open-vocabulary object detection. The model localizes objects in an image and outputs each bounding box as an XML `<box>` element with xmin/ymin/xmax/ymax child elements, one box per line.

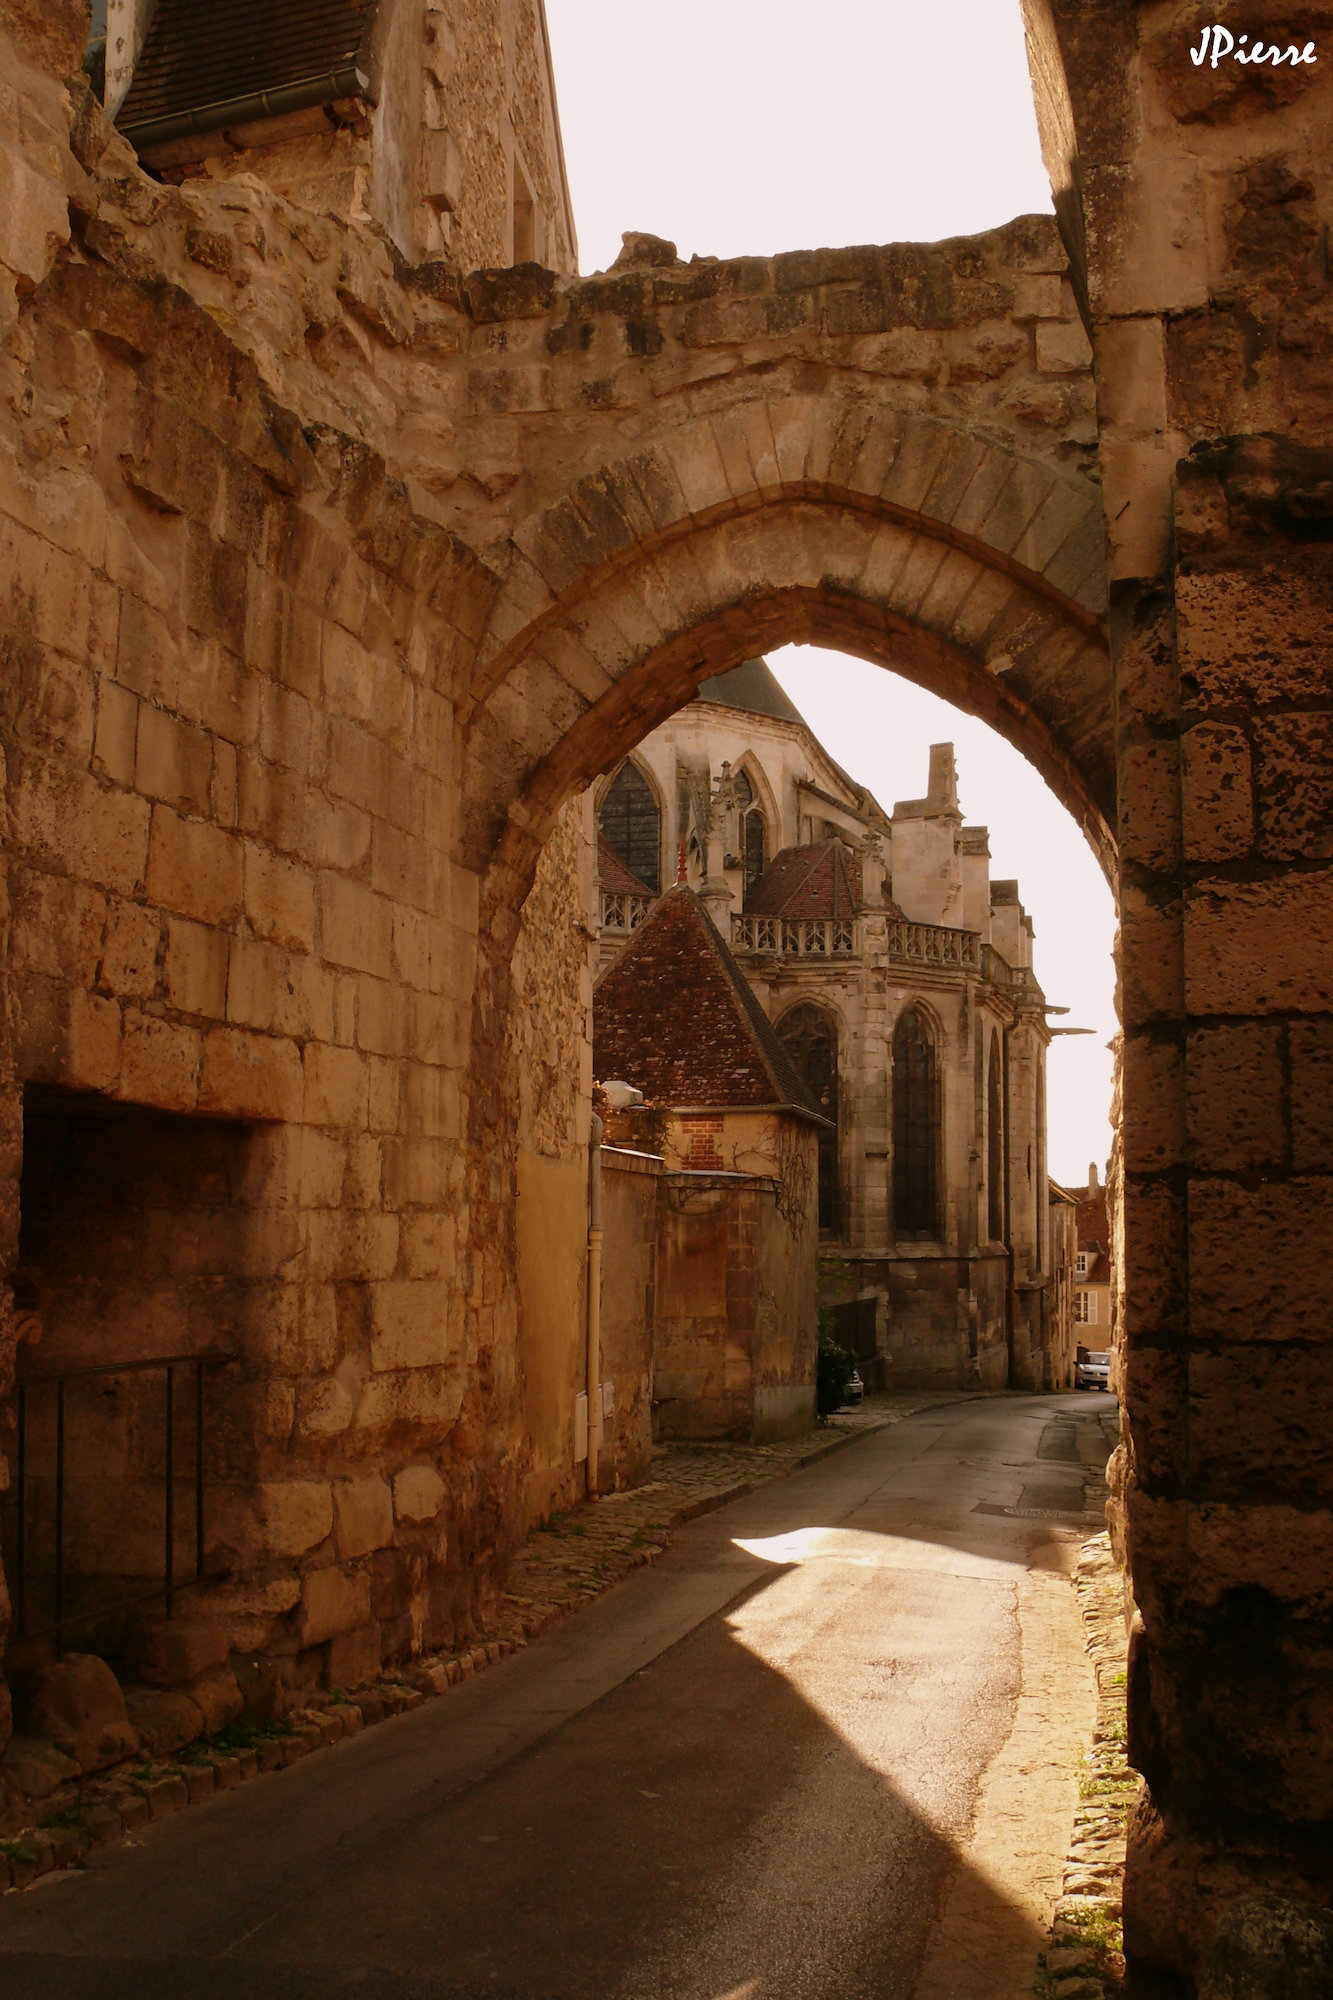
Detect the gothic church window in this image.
<box><xmin>987</xmin><ymin>1031</ymin><xmax>1004</xmax><ymax>1243</ymax></box>
<box><xmin>893</xmin><ymin>1007</ymin><xmax>940</xmax><ymax>1239</ymax></box>
<box><xmin>779</xmin><ymin>1004</ymin><xmax>840</xmax><ymax>1235</ymax></box>
<box><xmin>732</xmin><ymin>767</ymin><xmax>767</xmax><ymax>904</ymax></box>
<box><xmin>600</xmin><ymin>762</ymin><xmax>660</xmax><ymax>892</ymax></box>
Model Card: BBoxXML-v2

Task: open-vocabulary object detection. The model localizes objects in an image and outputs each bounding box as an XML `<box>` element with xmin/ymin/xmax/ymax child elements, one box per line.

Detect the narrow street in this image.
<box><xmin>0</xmin><ymin>1395</ymin><xmax>1114</xmax><ymax>2000</ymax></box>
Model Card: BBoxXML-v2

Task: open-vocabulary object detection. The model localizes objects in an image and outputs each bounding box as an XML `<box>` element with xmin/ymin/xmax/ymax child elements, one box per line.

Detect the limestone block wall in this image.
<box><xmin>1025</xmin><ymin>0</ymin><xmax>1333</xmax><ymax>1975</ymax></box>
<box><xmin>596</xmin><ymin>1146</ymin><xmax>657</xmax><ymax>1492</ymax></box>
<box><xmin>0</xmin><ymin>6</ymin><xmax>504</xmax><ymax>1708</ymax></box>
<box><xmin>511</xmin><ymin>796</ymin><xmax>595</xmax><ymax>1523</ymax></box>
<box><xmin>653</xmin><ymin>1156</ymin><xmax>817</xmax><ymax>1445</ymax></box>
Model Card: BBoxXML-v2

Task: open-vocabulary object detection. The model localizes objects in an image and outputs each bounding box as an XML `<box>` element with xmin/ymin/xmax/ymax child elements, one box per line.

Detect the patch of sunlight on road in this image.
<box><xmin>710</xmin><ymin>1986</ymin><xmax>757</xmax><ymax>2000</ymax></box>
<box><xmin>731</xmin><ymin>1524</ymin><xmax>1017</xmax><ymax>1579</ymax></box>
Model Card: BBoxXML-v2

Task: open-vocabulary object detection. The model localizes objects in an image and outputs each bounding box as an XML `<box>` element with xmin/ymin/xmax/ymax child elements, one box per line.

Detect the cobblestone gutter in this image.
<box><xmin>1036</xmin><ymin>1530</ymin><xmax>1139</xmax><ymax>1997</ymax></box>
<box><xmin>2</xmin><ymin>1393</ymin><xmax>969</xmax><ymax>1892</ymax></box>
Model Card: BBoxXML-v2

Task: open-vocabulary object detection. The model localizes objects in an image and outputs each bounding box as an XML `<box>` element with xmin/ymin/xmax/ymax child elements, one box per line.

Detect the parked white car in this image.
<box><xmin>1076</xmin><ymin>1349</ymin><xmax>1111</xmax><ymax>1392</ymax></box>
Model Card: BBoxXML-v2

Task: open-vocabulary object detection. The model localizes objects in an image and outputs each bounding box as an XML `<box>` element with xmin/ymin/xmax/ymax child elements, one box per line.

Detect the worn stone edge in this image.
<box><xmin>1035</xmin><ymin>1528</ymin><xmax>1139</xmax><ymax>1996</ymax></box>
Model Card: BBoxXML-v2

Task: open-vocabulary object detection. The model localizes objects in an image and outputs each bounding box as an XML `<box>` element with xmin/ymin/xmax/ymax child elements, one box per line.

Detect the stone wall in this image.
<box><xmin>1023</xmin><ymin>0</ymin><xmax>1333</xmax><ymax>1980</ymax></box>
<box><xmin>653</xmin><ymin>1141</ymin><xmax>817</xmax><ymax>1445</ymax></box>
<box><xmin>15</xmin><ymin>0</ymin><xmax>1333</xmax><ymax>1958</ymax></box>
<box><xmin>511</xmin><ymin>794</ymin><xmax>594</xmax><ymax>1522</ymax></box>
<box><xmin>0</xmin><ymin>6</ymin><xmax>1113</xmax><ymax>1741</ymax></box>
<box><xmin>596</xmin><ymin>1146</ymin><xmax>657</xmax><ymax>1491</ymax></box>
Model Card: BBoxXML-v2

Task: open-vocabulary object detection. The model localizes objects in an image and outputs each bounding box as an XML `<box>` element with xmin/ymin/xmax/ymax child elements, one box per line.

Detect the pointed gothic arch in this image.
<box><xmin>776</xmin><ymin>1002</ymin><xmax>841</xmax><ymax>1236</ymax></box>
<box><xmin>987</xmin><ymin>1029</ymin><xmax>1005</xmax><ymax>1245</ymax></box>
<box><xmin>893</xmin><ymin>1004</ymin><xmax>942</xmax><ymax>1241</ymax></box>
<box><xmin>729</xmin><ymin>755</ymin><xmax>776</xmax><ymax>906</ymax></box>
<box><xmin>597</xmin><ymin>757</ymin><xmax>662</xmax><ymax>893</ymax></box>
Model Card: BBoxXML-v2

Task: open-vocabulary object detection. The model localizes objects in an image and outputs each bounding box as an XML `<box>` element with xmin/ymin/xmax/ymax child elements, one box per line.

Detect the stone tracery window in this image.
<box><xmin>732</xmin><ymin>766</ymin><xmax>767</xmax><ymax>905</ymax></box>
<box><xmin>893</xmin><ymin>1006</ymin><xmax>940</xmax><ymax>1239</ymax></box>
<box><xmin>599</xmin><ymin>761</ymin><xmax>661</xmax><ymax>892</ymax></box>
<box><xmin>778</xmin><ymin>1003</ymin><xmax>840</xmax><ymax>1235</ymax></box>
<box><xmin>987</xmin><ymin>1030</ymin><xmax>1004</xmax><ymax>1244</ymax></box>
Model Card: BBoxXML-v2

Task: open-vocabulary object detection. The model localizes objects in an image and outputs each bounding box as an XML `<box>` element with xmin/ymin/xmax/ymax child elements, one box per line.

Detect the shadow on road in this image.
<box><xmin>0</xmin><ymin>1398</ymin><xmax>1111</xmax><ymax>2000</ymax></box>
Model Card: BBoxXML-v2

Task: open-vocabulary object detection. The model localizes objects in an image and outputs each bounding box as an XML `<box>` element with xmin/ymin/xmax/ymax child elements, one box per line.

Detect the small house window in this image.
<box><xmin>1075</xmin><ymin>1290</ymin><xmax>1097</xmax><ymax>1325</ymax></box>
<box><xmin>1076</xmin><ymin>1252</ymin><xmax>1089</xmax><ymax>1278</ymax></box>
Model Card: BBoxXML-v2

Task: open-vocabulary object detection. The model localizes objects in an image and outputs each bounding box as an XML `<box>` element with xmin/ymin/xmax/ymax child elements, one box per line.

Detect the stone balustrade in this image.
<box><xmin>730</xmin><ymin>916</ymin><xmax>859</xmax><ymax>958</ymax></box>
<box><xmin>885</xmin><ymin>921</ymin><xmax>980</xmax><ymax>969</ymax></box>
<box><xmin>600</xmin><ymin>891</ymin><xmax>654</xmax><ymax>934</ymax></box>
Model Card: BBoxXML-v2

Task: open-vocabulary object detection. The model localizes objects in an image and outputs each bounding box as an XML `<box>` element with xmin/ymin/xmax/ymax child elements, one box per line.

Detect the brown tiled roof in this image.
<box><xmin>593</xmin><ymin>888</ymin><xmax>826</xmax><ymax>1120</ymax></box>
<box><xmin>118</xmin><ymin>0</ymin><xmax>378</xmax><ymax>131</ymax></box>
<box><xmin>748</xmin><ymin>842</ymin><xmax>861</xmax><ymax>920</ymax></box>
<box><xmin>597</xmin><ymin>838</ymin><xmax>655</xmax><ymax>898</ymax></box>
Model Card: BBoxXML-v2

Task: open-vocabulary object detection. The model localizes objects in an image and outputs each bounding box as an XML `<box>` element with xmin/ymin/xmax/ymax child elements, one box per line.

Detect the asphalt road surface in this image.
<box><xmin>0</xmin><ymin>1393</ymin><xmax>1114</xmax><ymax>2000</ymax></box>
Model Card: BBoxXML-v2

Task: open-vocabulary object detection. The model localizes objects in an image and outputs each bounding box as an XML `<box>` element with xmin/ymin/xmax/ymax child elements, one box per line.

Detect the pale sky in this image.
<box><xmin>544</xmin><ymin>1</ymin><xmax>1116</xmax><ymax>1186</ymax></box>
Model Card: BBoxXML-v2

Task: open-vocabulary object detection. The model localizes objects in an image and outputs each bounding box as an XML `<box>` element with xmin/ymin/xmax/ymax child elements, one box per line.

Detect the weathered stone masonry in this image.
<box><xmin>2</xmin><ymin>0</ymin><xmax>1331</xmax><ymax>1979</ymax></box>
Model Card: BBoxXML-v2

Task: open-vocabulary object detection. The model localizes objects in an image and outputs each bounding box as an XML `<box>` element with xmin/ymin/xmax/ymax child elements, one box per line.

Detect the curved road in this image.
<box><xmin>0</xmin><ymin>1393</ymin><xmax>1115</xmax><ymax>2000</ymax></box>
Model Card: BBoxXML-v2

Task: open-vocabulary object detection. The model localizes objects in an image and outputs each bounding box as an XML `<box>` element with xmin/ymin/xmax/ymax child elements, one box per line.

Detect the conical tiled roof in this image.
<box><xmin>593</xmin><ymin>889</ymin><xmax>826</xmax><ymax>1120</ymax></box>
<box><xmin>695</xmin><ymin>657</ymin><xmax>807</xmax><ymax>726</ymax></box>
<box><xmin>597</xmin><ymin>837</ymin><xmax>655</xmax><ymax>898</ymax></box>
<box><xmin>745</xmin><ymin>840</ymin><xmax>905</xmax><ymax>920</ymax></box>
<box><xmin>747</xmin><ymin>842</ymin><xmax>862</xmax><ymax>920</ymax></box>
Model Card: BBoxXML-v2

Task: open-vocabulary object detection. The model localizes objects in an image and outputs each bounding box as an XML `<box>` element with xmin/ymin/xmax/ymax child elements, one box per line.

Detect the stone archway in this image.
<box><xmin>464</xmin><ymin>451</ymin><xmax>1115</xmax><ymax>935</ymax></box>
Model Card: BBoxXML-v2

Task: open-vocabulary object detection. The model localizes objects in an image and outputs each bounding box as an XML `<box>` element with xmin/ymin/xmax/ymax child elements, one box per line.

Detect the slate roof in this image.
<box><xmin>747</xmin><ymin>841</ymin><xmax>904</xmax><ymax>921</ymax></box>
<box><xmin>593</xmin><ymin>888</ymin><xmax>827</xmax><ymax>1121</ymax></box>
<box><xmin>695</xmin><ymin>657</ymin><xmax>807</xmax><ymax>726</ymax></box>
<box><xmin>597</xmin><ymin>838</ymin><xmax>655</xmax><ymax>898</ymax></box>
<box><xmin>118</xmin><ymin>0</ymin><xmax>378</xmax><ymax>131</ymax></box>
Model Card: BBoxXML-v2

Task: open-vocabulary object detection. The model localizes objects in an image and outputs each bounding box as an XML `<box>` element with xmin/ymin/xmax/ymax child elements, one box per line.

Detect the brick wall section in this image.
<box><xmin>681</xmin><ymin>1116</ymin><xmax>724</xmax><ymax>1171</ymax></box>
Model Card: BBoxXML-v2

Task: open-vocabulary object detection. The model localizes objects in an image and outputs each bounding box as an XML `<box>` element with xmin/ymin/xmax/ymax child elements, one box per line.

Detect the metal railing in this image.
<box><xmin>12</xmin><ymin>1350</ymin><xmax>232</xmax><ymax>1655</ymax></box>
<box><xmin>731</xmin><ymin>915</ymin><xmax>859</xmax><ymax>958</ymax></box>
<box><xmin>600</xmin><ymin>891</ymin><xmax>653</xmax><ymax>933</ymax></box>
<box><xmin>885</xmin><ymin>920</ymin><xmax>980</xmax><ymax>968</ymax></box>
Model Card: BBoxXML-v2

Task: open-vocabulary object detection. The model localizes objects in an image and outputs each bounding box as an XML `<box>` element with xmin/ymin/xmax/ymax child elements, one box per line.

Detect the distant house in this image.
<box><xmin>1073</xmin><ymin>1165</ymin><xmax>1113</xmax><ymax>1344</ymax></box>
<box><xmin>1047</xmin><ymin>1181</ymin><xmax>1079</xmax><ymax>1389</ymax></box>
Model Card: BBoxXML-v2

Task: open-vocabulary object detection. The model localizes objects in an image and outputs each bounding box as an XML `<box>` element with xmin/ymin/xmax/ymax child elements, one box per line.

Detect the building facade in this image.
<box><xmin>595</xmin><ymin>662</ymin><xmax>1065</xmax><ymax>1392</ymax></box>
<box><xmin>1072</xmin><ymin>1166</ymin><xmax>1113</xmax><ymax>1349</ymax></box>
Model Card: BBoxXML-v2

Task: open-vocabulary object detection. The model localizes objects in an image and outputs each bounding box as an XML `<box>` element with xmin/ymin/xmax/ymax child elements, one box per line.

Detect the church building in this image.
<box><xmin>594</xmin><ymin>660</ymin><xmax>1064</xmax><ymax>1393</ymax></box>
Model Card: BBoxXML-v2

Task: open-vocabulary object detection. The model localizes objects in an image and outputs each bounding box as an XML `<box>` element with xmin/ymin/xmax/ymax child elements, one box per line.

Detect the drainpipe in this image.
<box><xmin>586</xmin><ymin>1113</ymin><xmax>604</xmax><ymax>1498</ymax></box>
<box><xmin>119</xmin><ymin>67</ymin><xmax>370</xmax><ymax>151</ymax></box>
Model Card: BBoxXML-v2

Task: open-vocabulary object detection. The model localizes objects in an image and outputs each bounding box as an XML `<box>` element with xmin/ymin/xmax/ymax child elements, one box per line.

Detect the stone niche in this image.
<box><xmin>1</xmin><ymin>1087</ymin><xmax>259</xmax><ymax>1675</ymax></box>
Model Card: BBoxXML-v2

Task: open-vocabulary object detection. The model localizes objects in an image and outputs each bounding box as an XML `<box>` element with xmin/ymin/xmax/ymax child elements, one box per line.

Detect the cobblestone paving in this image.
<box><xmin>493</xmin><ymin>1392</ymin><xmax>980</xmax><ymax>1646</ymax></box>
